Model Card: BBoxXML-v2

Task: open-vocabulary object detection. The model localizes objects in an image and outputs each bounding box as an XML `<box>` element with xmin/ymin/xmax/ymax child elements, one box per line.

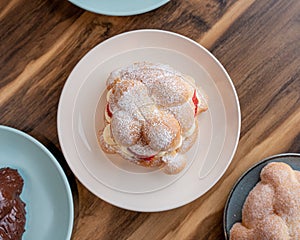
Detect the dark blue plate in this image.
<box><xmin>223</xmin><ymin>153</ymin><xmax>300</xmax><ymax>239</ymax></box>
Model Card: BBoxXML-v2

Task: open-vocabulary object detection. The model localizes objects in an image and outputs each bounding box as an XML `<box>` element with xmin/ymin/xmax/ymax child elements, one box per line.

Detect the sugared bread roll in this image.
<box><xmin>230</xmin><ymin>162</ymin><xmax>300</xmax><ymax>239</ymax></box>
<box><xmin>99</xmin><ymin>62</ymin><xmax>208</xmax><ymax>174</ymax></box>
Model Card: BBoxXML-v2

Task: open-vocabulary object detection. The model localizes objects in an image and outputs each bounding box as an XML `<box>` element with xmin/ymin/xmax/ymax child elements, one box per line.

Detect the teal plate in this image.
<box><xmin>68</xmin><ymin>0</ymin><xmax>170</xmax><ymax>16</ymax></box>
<box><xmin>0</xmin><ymin>125</ymin><xmax>73</xmax><ymax>240</ymax></box>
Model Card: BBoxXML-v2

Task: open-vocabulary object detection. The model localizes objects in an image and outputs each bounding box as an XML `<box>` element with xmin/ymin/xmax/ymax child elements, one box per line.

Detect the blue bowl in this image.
<box><xmin>68</xmin><ymin>0</ymin><xmax>170</xmax><ymax>16</ymax></box>
<box><xmin>0</xmin><ymin>125</ymin><xmax>74</xmax><ymax>240</ymax></box>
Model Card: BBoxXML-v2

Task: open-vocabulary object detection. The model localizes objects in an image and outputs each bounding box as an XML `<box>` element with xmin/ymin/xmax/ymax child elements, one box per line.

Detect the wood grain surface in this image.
<box><xmin>0</xmin><ymin>0</ymin><xmax>299</xmax><ymax>239</ymax></box>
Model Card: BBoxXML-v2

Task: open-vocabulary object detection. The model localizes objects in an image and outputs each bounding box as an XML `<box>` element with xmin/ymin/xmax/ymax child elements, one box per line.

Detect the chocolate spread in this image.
<box><xmin>0</xmin><ymin>168</ymin><xmax>26</xmax><ymax>240</ymax></box>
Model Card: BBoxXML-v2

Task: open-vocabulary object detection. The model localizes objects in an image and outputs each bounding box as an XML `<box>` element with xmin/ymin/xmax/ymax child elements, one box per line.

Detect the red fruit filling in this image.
<box><xmin>106</xmin><ymin>104</ymin><xmax>113</xmax><ymax>118</ymax></box>
<box><xmin>192</xmin><ymin>90</ymin><xmax>199</xmax><ymax>116</ymax></box>
<box><xmin>140</xmin><ymin>155</ymin><xmax>155</xmax><ymax>161</ymax></box>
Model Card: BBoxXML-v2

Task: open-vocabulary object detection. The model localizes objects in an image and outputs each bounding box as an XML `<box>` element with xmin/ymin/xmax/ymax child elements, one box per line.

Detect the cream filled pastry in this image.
<box><xmin>99</xmin><ymin>62</ymin><xmax>208</xmax><ymax>174</ymax></box>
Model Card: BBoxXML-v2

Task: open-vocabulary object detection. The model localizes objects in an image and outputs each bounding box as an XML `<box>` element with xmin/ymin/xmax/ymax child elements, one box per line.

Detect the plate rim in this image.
<box><xmin>0</xmin><ymin>125</ymin><xmax>74</xmax><ymax>240</ymax></box>
<box><xmin>58</xmin><ymin>29</ymin><xmax>241</xmax><ymax>212</ymax></box>
<box><xmin>68</xmin><ymin>0</ymin><xmax>170</xmax><ymax>16</ymax></box>
<box><xmin>223</xmin><ymin>152</ymin><xmax>300</xmax><ymax>239</ymax></box>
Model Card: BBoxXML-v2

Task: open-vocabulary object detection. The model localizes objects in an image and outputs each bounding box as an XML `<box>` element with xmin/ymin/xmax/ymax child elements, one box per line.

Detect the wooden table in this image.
<box><xmin>1</xmin><ymin>0</ymin><xmax>299</xmax><ymax>239</ymax></box>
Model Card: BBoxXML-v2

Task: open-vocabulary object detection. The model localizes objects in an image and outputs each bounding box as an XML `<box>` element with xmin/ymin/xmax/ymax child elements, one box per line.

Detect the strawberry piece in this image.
<box><xmin>140</xmin><ymin>155</ymin><xmax>155</xmax><ymax>161</ymax></box>
<box><xmin>106</xmin><ymin>104</ymin><xmax>113</xmax><ymax>118</ymax></box>
<box><xmin>192</xmin><ymin>90</ymin><xmax>199</xmax><ymax>116</ymax></box>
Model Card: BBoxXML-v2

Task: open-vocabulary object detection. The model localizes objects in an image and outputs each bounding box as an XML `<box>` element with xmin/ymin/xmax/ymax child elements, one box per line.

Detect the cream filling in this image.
<box><xmin>103</xmin><ymin>124</ymin><xmax>115</xmax><ymax>145</ymax></box>
<box><xmin>103</xmin><ymin>130</ymin><xmax>184</xmax><ymax>160</ymax></box>
<box><xmin>103</xmin><ymin>124</ymin><xmax>135</xmax><ymax>158</ymax></box>
<box><xmin>195</xmin><ymin>89</ymin><xmax>208</xmax><ymax>110</ymax></box>
<box><xmin>182</xmin><ymin>121</ymin><xmax>196</xmax><ymax>138</ymax></box>
<box><xmin>156</xmin><ymin>151</ymin><xmax>167</xmax><ymax>158</ymax></box>
<box><xmin>105</xmin><ymin>107</ymin><xmax>112</xmax><ymax>123</ymax></box>
<box><xmin>172</xmin><ymin>135</ymin><xmax>183</xmax><ymax>151</ymax></box>
<box><xmin>119</xmin><ymin>146</ymin><xmax>135</xmax><ymax>158</ymax></box>
<box><xmin>106</xmin><ymin>89</ymin><xmax>112</xmax><ymax>102</ymax></box>
<box><xmin>155</xmin><ymin>135</ymin><xmax>183</xmax><ymax>157</ymax></box>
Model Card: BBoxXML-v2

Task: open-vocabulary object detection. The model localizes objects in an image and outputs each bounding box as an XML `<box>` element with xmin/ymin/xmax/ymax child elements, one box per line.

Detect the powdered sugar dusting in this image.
<box><xmin>162</xmin><ymin>153</ymin><xmax>186</xmax><ymax>174</ymax></box>
<box><xmin>230</xmin><ymin>162</ymin><xmax>300</xmax><ymax>239</ymax></box>
<box><xmin>144</xmin><ymin>120</ymin><xmax>176</xmax><ymax>151</ymax></box>
<box><xmin>107</xmin><ymin>62</ymin><xmax>194</xmax><ymax>107</ymax></box>
<box><xmin>100</xmin><ymin>62</ymin><xmax>208</xmax><ymax>174</ymax></box>
<box><xmin>242</xmin><ymin>183</ymin><xmax>275</xmax><ymax>229</ymax></box>
<box><xmin>167</xmin><ymin>99</ymin><xmax>195</xmax><ymax>132</ymax></box>
<box><xmin>110</xmin><ymin>110</ymin><xmax>142</xmax><ymax>146</ymax></box>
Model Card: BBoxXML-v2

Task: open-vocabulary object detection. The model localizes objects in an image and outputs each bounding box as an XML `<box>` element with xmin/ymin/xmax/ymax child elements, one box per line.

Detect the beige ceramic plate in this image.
<box><xmin>58</xmin><ymin>29</ymin><xmax>241</xmax><ymax>212</ymax></box>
